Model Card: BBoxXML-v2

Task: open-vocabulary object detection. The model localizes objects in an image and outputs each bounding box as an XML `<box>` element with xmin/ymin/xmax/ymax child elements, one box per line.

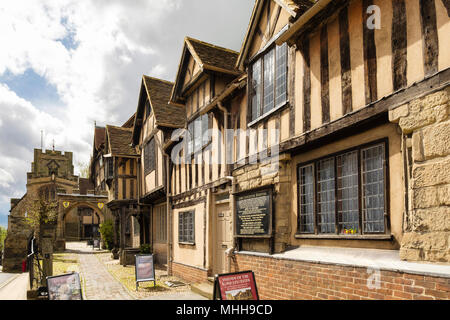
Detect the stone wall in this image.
<box><xmin>2</xmin><ymin>216</ymin><xmax>32</xmax><ymax>273</ymax></box>
<box><xmin>233</xmin><ymin>154</ymin><xmax>292</xmax><ymax>253</ymax></box>
<box><xmin>389</xmin><ymin>87</ymin><xmax>450</xmax><ymax>262</ymax></box>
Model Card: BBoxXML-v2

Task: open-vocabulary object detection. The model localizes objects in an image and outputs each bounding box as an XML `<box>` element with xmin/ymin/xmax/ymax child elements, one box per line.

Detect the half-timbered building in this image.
<box><xmin>225</xmin><ymin>0</ymin><xmax>450</xmax><ymax>300</ymax></box>
<box><xmin>131</xmin><ymin>76</ymin><xmax>185</xmax><ymax>265</ymax></box>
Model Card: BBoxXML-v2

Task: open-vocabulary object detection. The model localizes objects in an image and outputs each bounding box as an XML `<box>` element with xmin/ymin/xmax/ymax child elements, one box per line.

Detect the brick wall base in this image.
<box><xmin>232</xmin><ymin>253</ymin><xmax>450</xmax><ymax>300</ymax></box>
<box><xmin>171</xmin><ymin>261</ymin><xmax>208</xmax><ymax>283</ymax></box>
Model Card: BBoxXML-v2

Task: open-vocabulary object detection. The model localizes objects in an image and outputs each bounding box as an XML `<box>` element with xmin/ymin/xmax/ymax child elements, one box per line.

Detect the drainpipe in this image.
<box><xmin>163</xmin><ymin>149</ymin><xmax>173</xmax><ymax>275</ymax></box>
<box><xmin>223</xmin><ymin>176</ymin><xmax>236</xmax><ymax>273</ymax></box>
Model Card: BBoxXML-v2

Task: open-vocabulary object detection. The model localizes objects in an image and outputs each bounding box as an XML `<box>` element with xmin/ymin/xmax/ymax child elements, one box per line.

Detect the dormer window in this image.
<box><xmin>249</xmin><ymin>43</ymin><xmax>288</xmax><ymax>123</ymax></box>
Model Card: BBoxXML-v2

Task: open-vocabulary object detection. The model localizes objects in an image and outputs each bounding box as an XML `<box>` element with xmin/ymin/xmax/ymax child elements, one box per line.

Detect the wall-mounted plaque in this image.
<box><xmin>135</xmin><ymin>254</ymin><xmax>156</xmax><ymax>290</ymax></box>
<box><xmin>213</xmin><ymin>271</ymin><xmax>259</xmax><ymax>300</ymax></box>
<box><xmin>47</xmin><ymin>272</ymin><xmax>82</xmax><ymax>300</ymax></box>
<box><xmin>235</xmin><ymin>187</ymin><xmax>272</xmax><ymax>238</ymax></box>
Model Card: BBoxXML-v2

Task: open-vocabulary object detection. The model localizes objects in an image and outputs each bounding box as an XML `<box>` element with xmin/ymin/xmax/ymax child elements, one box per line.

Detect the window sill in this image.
<box><xmin>247</xmin><ymin>101</ymin><xmax>289</xmax><ymax>128</ymax></box>
<box><xmin>179</xmin><ymin>242</ymin><xmax>195</xmax><ymax>246</ymax></box>
<box><xmin>295</xmin><ymin>234</ymin><xmax>393</xmax><ymax>241</ymax></box>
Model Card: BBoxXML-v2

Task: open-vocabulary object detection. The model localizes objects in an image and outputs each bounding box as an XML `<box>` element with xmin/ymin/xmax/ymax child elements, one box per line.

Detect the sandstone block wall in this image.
<box><xmin>233</xmin><ymin>155</ymin><xmax>292</xmax><ymax>253</ymax></box>
<box><xmin>389</xmin><ymin>87</ymin><xmax>450</xmax><ymax>262</ymax></box>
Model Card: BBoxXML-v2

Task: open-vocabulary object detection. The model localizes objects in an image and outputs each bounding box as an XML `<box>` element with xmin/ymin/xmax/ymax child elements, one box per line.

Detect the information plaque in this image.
<box><xmin>47</xmin><ymin>272</ymin><xmax>83</xmax><ymax>300</ymax></box>
<box><xmin>213</xmin><ymin>271</ymin><xmax>259</xmax><ymax>300</ymax></box>
<box><xmin>135</xmin><ymin>254</ymin><xmax>156</xmax><ymax>290</ymax></box>
<box><xmin>235</xmin><ymin>187</ymin><xmax>272</xmax><ymax>237</ymax></box>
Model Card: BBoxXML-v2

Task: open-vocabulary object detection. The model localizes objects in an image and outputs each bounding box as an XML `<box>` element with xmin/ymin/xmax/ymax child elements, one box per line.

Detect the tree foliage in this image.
<box><xmin>99</xmin><ymin>220</ymin><xmax>114</xmax><ymax>250</ymax></box>
<box><xmin>24</xmin><ymin>196</ymin><xmax>59</xmax><ymax>230</ymax></box>
<box><xmin>0</xmin><ymin>226</ymin><xmax>7</xmax><ymax>252</ymax></box>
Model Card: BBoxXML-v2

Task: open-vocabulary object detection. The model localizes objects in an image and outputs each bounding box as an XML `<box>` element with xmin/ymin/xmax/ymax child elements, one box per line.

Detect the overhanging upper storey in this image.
<box><xmin>169</xmin><ymin>36</ymin><xmax>241</xmax><ymax>105</ymax></box>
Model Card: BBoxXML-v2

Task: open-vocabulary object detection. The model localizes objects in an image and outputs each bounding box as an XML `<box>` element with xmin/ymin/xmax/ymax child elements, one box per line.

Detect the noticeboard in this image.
<box><xmin>235</xmin><ymin>187</ymin><xmax>273</xmax><ymax>238</ymax></box>
<box><xmin>135</xmin><ymin>254</ymin><xmax>156</xmax><ymax>290</ymax></box>
<box><xmin>213</xmin><ymin>271</ymin><xmax>259</xmax><ymax>300</ymax></box>
<box><xmin>47</xmin><ymin>272</ymin><xmax>83</xmax><ymax>300</ymax></box>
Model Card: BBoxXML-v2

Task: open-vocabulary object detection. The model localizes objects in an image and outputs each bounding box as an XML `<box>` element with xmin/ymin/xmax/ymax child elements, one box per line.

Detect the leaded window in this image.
<box><xmin>297</xmin><ymin>142</ymin><xmax>388</xmax><ymax>236</ymax></box>
<box><xmin>144</xmin><ymin>138</ymin><xmax>156</xmax><ymax>175</ymax></box>
<box><xmin>250</xmin><ymin>43</ymin><xmax>288</xmax><ymax>122</ymax></box>
<box><xmin>179</xmin><ymin>210</ymin><xmax>194</xmax><ymax>244</ymax></box>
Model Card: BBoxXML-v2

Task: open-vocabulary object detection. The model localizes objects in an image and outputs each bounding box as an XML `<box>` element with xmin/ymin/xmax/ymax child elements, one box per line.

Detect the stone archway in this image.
<box><xmin>54</xmin><ymin>194</ymin><xmax>108</xmax><ymax>250</ymax></box>
<box><xmin>61</xmin><ymin>202</ymin><xmax>105</xmax><ymax>241</ymax></box>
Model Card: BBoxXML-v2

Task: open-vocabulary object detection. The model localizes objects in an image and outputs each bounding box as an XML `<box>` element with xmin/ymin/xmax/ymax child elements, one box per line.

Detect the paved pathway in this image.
<box><xmin>66</xmin><ymin>242</ymin><xmax>133</xmax><ymax>300</ymax></box>
<box><xmin>0</xmin><ymin>273</ymin><xmax>28</xmax><ymax>300</ymax></box>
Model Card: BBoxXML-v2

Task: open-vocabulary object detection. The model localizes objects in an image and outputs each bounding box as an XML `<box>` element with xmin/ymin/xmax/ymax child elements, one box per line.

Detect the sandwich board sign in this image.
<box><xmin>92</xmin><ymin>238</ymin><xmax>100</xmax><ymax>249</ymax></box>
<box><xmin>135</xmin><ymin>254</ymin><xmax>156</xmax><ymax>290</ymax></box>
<box><xmin>47</xmin><ymin>272</ymin><xmax>83</xmax><ymax>300</ymax></box>
<box><xmin>213</xmin><ymin>271</ymin><xmax>259</xmax><ymax>300</ymax></box>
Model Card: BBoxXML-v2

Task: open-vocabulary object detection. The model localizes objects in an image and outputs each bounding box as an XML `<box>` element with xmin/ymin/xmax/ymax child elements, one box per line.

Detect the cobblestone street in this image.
<box><xmin>66</xmin><ymin>242</ymin><xmax>133</xmax><ymax>300</ymax></box>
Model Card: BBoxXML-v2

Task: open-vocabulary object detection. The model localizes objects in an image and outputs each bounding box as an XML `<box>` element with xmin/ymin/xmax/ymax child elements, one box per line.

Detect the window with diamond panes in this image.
<box><xmin>298</xmin><ymin>164</ymin><xmax>315</xmax><ymax>233</ymax></box>
<box><xmin>297</xmin><ymin>141</ymin><xmax>388</xmax><ymax>236</ymax></box>
<box><xmin>178</xmin><ymin>211</ymin><xmax>194</xmax><ymax>243</ymax></box>
<box><xmin>361</xmin><ymin>144</ymin><xmax>386</xmax><ymax>233</ymax></box>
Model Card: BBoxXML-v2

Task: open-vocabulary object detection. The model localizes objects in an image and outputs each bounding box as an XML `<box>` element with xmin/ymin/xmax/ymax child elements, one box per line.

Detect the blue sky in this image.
<box><xmin>0</xmin><ymin>0</ymin><xmax>254</xmax><ymax>228</ymax></box>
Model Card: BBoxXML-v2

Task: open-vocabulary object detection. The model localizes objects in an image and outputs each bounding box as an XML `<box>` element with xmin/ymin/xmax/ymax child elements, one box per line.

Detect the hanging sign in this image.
<box><xmin>97</xmin><ymin>202</ymin><xmax>104</xmax><ymax>210</ymax></box>
<box><xmin>213</xmin><ymin>271</ymin><xmax>259</xmax><ymax>300</ymax></box>
<box><xmin>235</xmin><ymin>187</ymin><xmax>273</xmax><ymax>238</ymax></box>
<box><xmin>135</xmin><ymin>254</ymin><xmax>156</xmax><ymax>291</ymax></box>
<box><xmin>47</xmin><ymin>272</ymin><xmax>83</xmax><ymax>300</ymax></box>
<box><xmin>63</xmin><ymin>201</ymin><xmax>70</xmax><ymax>209</ymax></box>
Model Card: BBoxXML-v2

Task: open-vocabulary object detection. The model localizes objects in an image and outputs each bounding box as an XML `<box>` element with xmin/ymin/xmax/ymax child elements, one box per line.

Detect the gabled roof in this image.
<box><xmin>122</xmin><ymin>113</ymin><xmax>136</xmax><ymax>128</ymax></box>
<box><xmin>132</xmin><ymin>76</ymin><xmax>185</xmax><ymax>145</ymax></box>
<box><xmin>236</xmin><ymin>0</ymin><xmax>316</xmax><ymax>70</ymax></box>
<box><xmin>186</xmin><ymin>37</ymin><xmax>240</xmax><ymax>74</ymax></box>
<box><xmin>106</xmin><ymin>125</ymin><xmax>138</xmax><ymax>157</ymax></box>
<box><xmin>170</xmin><ymin>37</ymin><xmax>241</xmax><ymax>104</ymax></box>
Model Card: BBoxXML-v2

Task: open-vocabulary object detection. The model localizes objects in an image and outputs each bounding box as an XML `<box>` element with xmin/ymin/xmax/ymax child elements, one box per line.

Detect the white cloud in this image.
<box><xmin>0</xmin><ymin>0</ymin><xmax>254</xmax><ymax>218</ymax></box>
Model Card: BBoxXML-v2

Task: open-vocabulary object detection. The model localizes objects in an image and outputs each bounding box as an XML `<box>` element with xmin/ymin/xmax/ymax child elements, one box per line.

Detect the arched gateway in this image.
<box><xmin>55</xmin><ymin>193</ymin><xmax>108</xmax><ymax>250</ymax></box>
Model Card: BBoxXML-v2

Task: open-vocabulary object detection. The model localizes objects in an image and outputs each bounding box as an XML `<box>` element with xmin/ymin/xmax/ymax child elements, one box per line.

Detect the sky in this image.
<box><xmin>0</xmin><ymin>0</ymin><xmax>255</xmax><ymax>227</ymax></box>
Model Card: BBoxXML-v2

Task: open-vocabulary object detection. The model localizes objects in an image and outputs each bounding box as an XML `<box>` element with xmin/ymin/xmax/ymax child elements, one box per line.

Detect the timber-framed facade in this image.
<box><xmin>85</xmin><ymin>0</ymin><xmax>450</xmax><ymax>299</ymax></box>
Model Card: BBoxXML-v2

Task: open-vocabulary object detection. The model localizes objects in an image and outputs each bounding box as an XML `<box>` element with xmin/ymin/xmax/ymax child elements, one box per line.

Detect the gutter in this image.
<box><xmin>276</xmin><ymin>0</ymin><xmax>333</xmax><ymax>45</ymax></box>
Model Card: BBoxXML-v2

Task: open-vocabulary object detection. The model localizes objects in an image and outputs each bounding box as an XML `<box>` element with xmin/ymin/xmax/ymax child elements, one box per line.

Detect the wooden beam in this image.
<box><xmin>300</xmin><ymin>37</ymin><xmax>311</xmax><ymax>132</ymax></box>
<box><xmin>339</xmin><ymin>6</ymin><xmax>353</xmax><ymax>115</ymax></box>
<box><xmin>392</xmin><ymin>0</ymin><xmax>408</xmax><ymax>91</ymax></box>
<box><xmin>320</xmin><ymin>25</ymin><xmax>330</xmax><ymax>124</ymax></box>
<box><xmin>363</xmin><ymin>0</ymin><xmax>378</xmax><ymax>104</ymax></box>
<box><xmin>420</xmin><ymin>0</ymin><xmax>439</xmax><ymax>77</ymax></box>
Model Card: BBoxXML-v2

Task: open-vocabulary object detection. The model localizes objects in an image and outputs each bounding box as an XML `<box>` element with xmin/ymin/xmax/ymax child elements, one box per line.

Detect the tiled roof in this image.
<box><xmin>94</xmin><ymin>126</ymin><xmax>106</xmax><ymax>152</ymax></box>
<box><xmin>143</xmin><ymin>76</ymin><xmax>185</xmax><ymax>128</ymax></box>
<box><xmin>186</xmin><ymin>37</ymin><xmax>239</xmax><ymax>73</ymax></box>
<box><xmin>106</xmin><ymin>125</ymin><xmax>138</xmax><ymax>157</ymax></box>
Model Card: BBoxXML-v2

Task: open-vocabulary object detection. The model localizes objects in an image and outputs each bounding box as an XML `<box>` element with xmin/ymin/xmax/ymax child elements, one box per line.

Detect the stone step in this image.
<box><xmin>207</xmin><ymin>276</ymin><xmax>215</xmax><ymax>283</ymax></box>
<box><xmin>190</xmin><ymin>282</ymin><xmax>213</xmax><ymax>300</ymax></box>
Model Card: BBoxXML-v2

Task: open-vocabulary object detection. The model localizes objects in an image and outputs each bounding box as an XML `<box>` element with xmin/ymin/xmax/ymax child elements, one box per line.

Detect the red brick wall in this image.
<box><xmin>232</xmin><ymin>253</ymin><xmax>450</xmax><ymax>300</ymax></box>
<box><xmin>171</xmin><ymin>261</ymin><xmax>208</xmax><ymax>283</ymax></box>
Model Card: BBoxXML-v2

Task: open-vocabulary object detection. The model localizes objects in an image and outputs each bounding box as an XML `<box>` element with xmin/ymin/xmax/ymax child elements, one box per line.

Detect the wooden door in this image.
<box><xmin>213</xmin><ymin>202</ymin><xmax>232</xmax><ymax>275</ymax></box>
